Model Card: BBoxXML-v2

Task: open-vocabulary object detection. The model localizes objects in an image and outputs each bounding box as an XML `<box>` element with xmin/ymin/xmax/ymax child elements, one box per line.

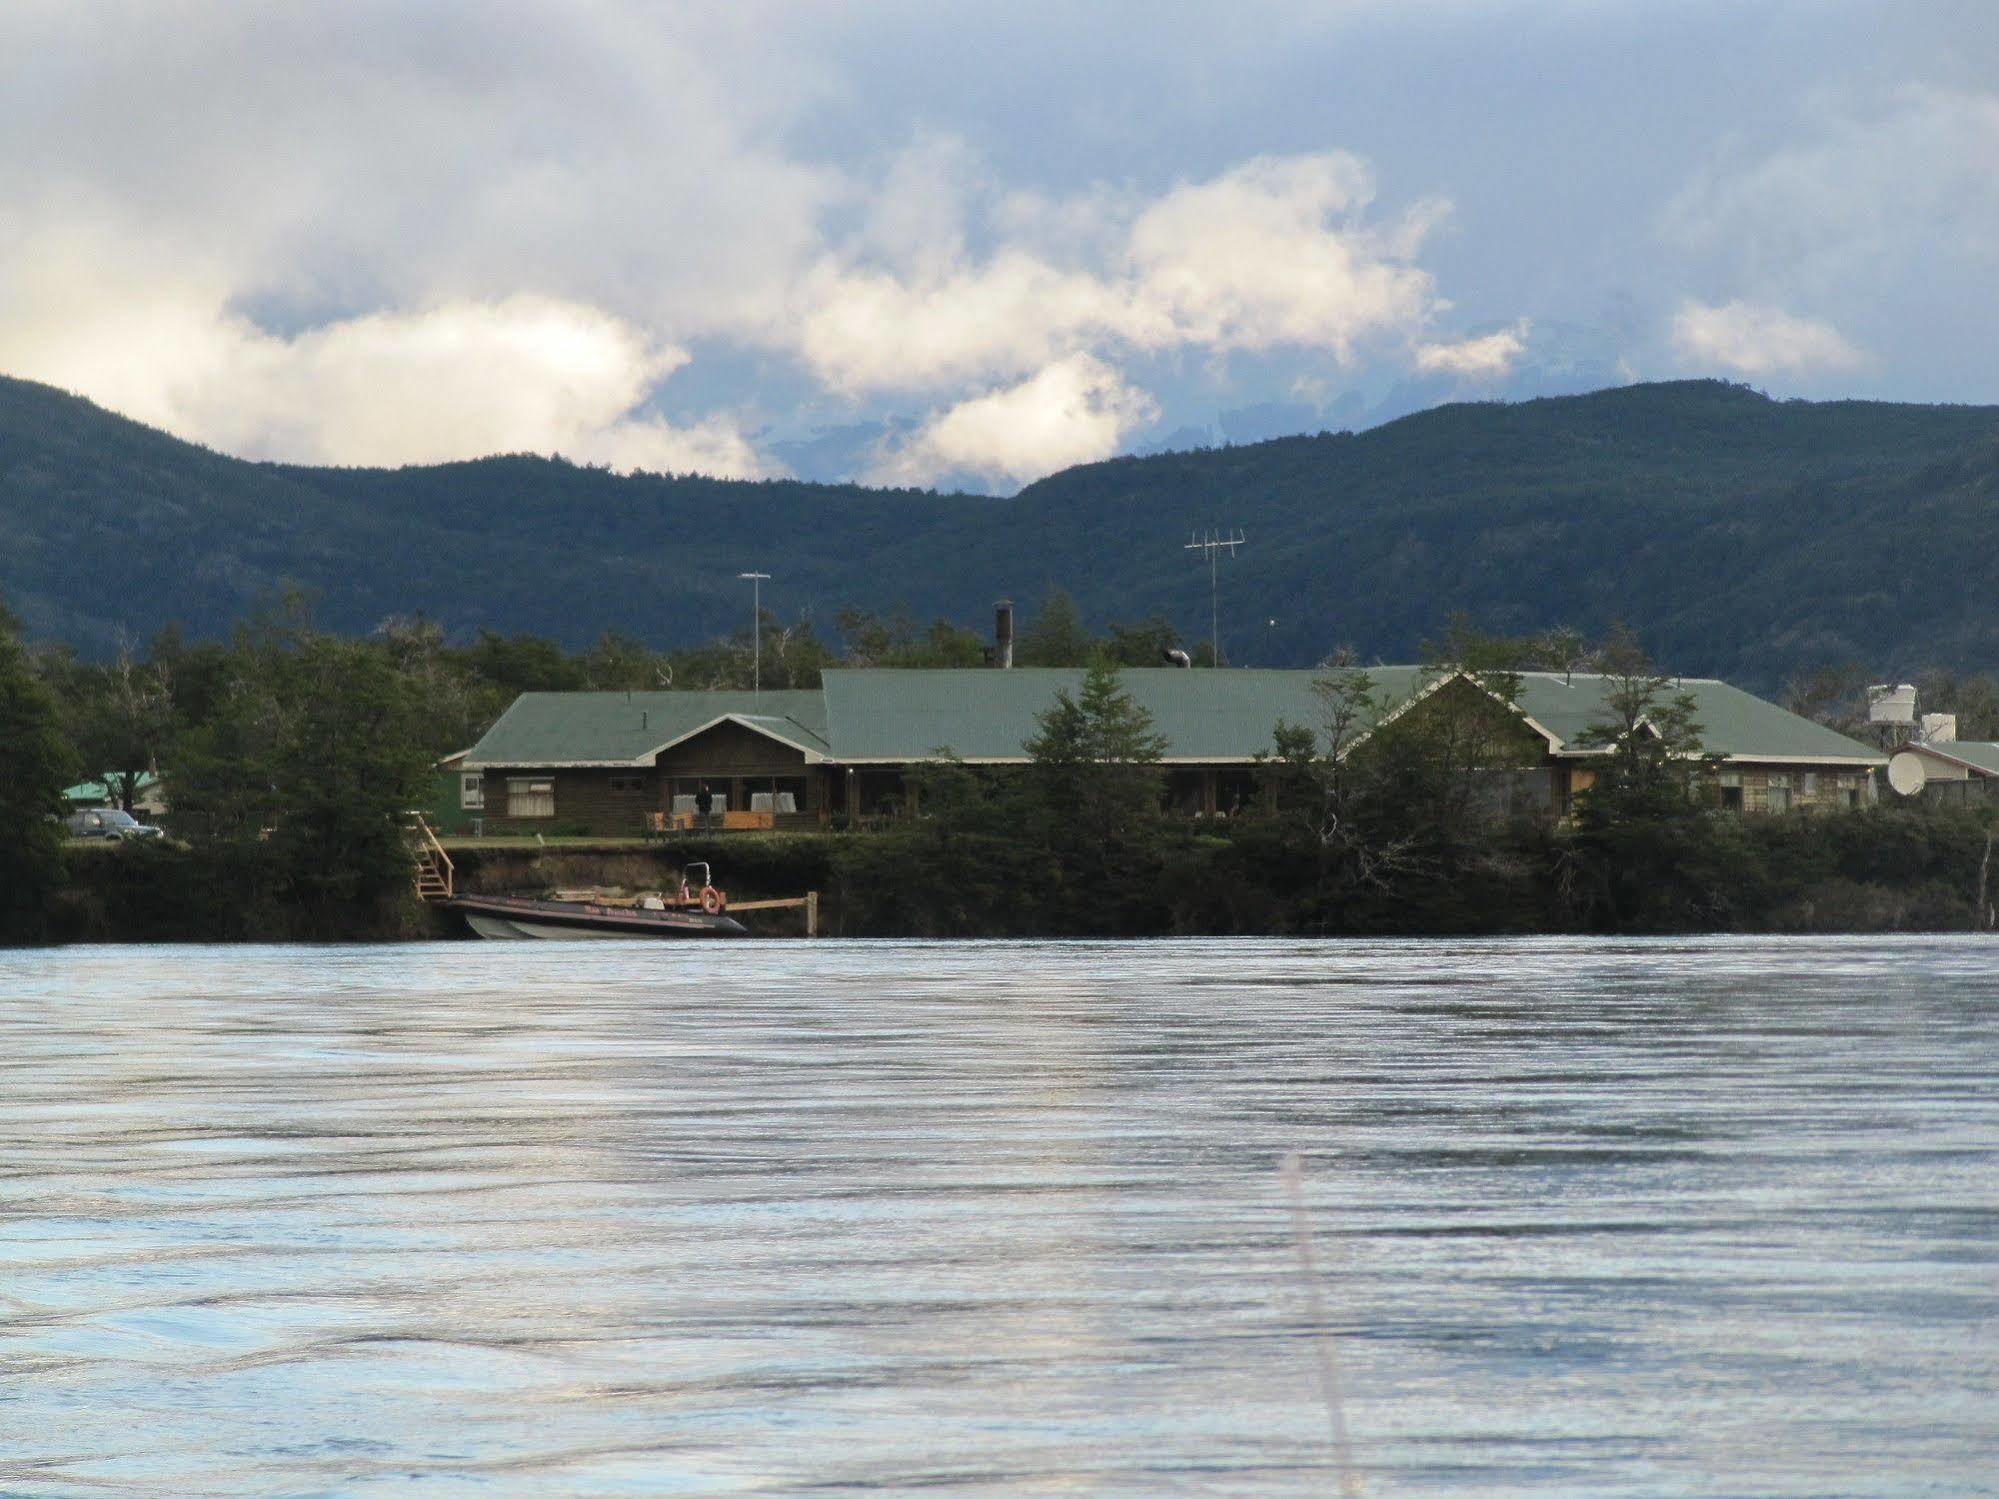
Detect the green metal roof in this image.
<box><xmin>460</xmin><ymin>669</ymin><xmax>1883</xmax><ymax>769</ymax></box>
<box><xmin>1911</xmin><ymin>741</ymin><xmax>1999</xmax><ymax>776</ymax></box>
<box><xmin>823</xmin><ymin>668</ymin><xmax>1882</xmax><ymax>765</ymax></box>
<box><xmin>1503</xmin><ymin>673</ymin><xmax>1885</xmax><ymax>764</ymax></box>
<box><xmin>63</xmin><ymin>772</ymin><xmax>160</xmax><ymax>803</ymax></box>
<box><xmin>463</xmin><ymin>689</ymin><xmax>827</xmax><ymax>767</ymax></box>
<box><xmin>821</xmin><ymin>667</ymin><xmax>1429</xmax><ymax>762</ymax></box>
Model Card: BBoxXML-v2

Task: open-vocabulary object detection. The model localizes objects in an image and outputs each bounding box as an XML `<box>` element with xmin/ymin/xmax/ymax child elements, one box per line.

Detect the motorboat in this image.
<box><xmin>449</xmin><ymin>863</ymin><xmax>748</xmax><ymax>939</ymax></box>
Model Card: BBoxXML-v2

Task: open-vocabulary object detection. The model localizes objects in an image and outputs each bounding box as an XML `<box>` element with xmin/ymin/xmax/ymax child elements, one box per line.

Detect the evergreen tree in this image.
<box><xmin>1021</xmin><ymin>665</ymin><xmax>1168</xmax><ymax>928</ymax></box>
<box><xmin>0</xmin><ymin>604</ymin><xmax>77</xmax><ymax>943</ymax></box>
<box><xmin>170</xmin><ymin>630</ymin><xmax>433</xmax><ymax>920</ymax></box>
<box><xmin>69</xmin><ymin>639</ymin><xmax>174</xmax><ymax>810</ymax></box>
<box><xmin>1015</xmin><ymin>586</ymin><xmax>1095</xmax><ymax>666</ymax></box>
<box><xmin>1102</xmin><ymin>615</ymin><xmax>1184</xmax><ymax>667</ymax></box>
<box><xmin>1573</xmin><ymin>627</ymin><xmax>1712</xmax><ymax>811</ymax></box>
<box><xmin>1566</xmin><ymin>627</ymin><xmax>1736</xmax><ymax>929</ymax></box>
<box><xmin>834</xmin><ymin>608</ymin><xmax>988</xmax><ymax>668</ymax></box>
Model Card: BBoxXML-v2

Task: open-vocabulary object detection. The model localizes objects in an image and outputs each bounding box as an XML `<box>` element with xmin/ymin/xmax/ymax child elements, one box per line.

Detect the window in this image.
<box><xmin>1720</xmin><ymin>786</ymin><xmax>1744</xmax><ymax>811</ymax></box>
<box><xmin>749</xmin><ymin>776</ymin><xmax>810</xmax><ymax>815</ymax></box>
<box><xmin>1802</xmin><ymin>772</ymin><xmax>1819</xmax><ymax>795</ymax></box>
<box><xmin>507</xmin><ymin>777</ymin><xmax>554</xmax><ymax>818</ymax></box>
<box><xmin>607</xmin><ymin>775</ymin><xmax>648</xmax><ymax>794</ymax></box>
<box><xmin>460</xmin><ymin>773</ymin><xmax>484</xmax><ymax>811</ymax></box>
<box><xmin>1766</xmin><ymin>772</ymin><xmax>1791</xmax><ymax>813</ymax></box>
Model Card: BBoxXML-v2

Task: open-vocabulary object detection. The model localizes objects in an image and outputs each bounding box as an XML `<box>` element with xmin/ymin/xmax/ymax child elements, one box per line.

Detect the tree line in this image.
<box><xmin>0</xmin><ymin>588</ymin><xmax>1206</xmax><ymax>942</ymax></box>
<box><xmin>3</xmin><ymin>590</ymin><xmax>1996</xmax><ymax>944</ymax></box>
<box><xmin>836</xmin><ymin>640</ymin><xmax>1999</xmax><ymax>937</ymax></box>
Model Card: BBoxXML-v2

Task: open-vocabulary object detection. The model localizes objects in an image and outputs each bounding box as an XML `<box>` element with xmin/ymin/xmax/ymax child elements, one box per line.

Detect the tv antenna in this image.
<box><xmin>1184</xmin><ymin>529</ymin><xmax>1246</xmax><ymax>667</ymax></box>
<box><xmin>737</xmin><ymin>571</ymin><xmax>771</xmax><ymax>699</ymax></box>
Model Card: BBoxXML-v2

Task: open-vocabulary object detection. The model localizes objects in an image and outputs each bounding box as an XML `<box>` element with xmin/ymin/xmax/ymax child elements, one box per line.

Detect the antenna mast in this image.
<box><xmin>737</xmin><ymin>571</ymin><xmax>770</xmax><ymax>699</ymax></box>
<box><xmin>1184</xmin><ymin>529</ymin><xmax>1246</xmax><ymax>666</ymax></box>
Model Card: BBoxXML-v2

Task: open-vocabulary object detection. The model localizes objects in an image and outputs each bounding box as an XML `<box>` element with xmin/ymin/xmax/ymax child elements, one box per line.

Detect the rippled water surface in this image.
<box><xmin>2</xmin><ymin>937</ymin><xmax>1995</xmax><ymax>1496</ymax></box>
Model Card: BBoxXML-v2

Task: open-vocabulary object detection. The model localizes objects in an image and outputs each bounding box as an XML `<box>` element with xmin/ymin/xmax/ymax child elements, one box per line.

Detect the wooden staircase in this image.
<box><xmin>409</xmin><ymin>814</ymin><xmax>454</xmax><ymax>901</ymax></box>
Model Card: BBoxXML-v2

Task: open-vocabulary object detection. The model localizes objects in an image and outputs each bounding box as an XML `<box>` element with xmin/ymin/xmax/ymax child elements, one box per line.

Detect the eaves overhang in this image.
<box><xmin>461</xmin><ymin>757</ymin><xmax>656</xmax><ymax>770</ymax></box>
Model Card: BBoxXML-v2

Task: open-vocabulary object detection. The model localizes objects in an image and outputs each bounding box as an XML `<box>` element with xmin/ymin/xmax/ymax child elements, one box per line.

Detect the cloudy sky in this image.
<box><xmin>3</xmin><ymin>1</ymin><xmax>1994</xmax><ymax>491</ymax></box>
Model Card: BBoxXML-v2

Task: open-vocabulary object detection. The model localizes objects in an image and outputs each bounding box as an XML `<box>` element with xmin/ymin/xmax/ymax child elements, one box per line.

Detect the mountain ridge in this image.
<box><xmin>5</xmin><ymin>373</ymin><xmax>1997</xmax><ymax>689</ymax></box>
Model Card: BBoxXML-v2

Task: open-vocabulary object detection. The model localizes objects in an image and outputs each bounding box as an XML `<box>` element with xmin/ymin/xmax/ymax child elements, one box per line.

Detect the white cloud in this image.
<box><xmin>1657</xmin><ymin>89</ymin><xmax>1997</xmax><ymax>393</ymax></box>
<box><xmin>1670</xmin><ymin>299</ymin><xmax>1863</xmax><ymax>377</ymax></box>
<box><xmin>866</xmin><ymin>355</ymin><xmax>1158</xmax><ymax>488</ymax></box>
<box><xmin>0</xmin><ymin>4</ymin><xmax>817</xmax><ymax>478</ymax></box>
<box><xmin>1123</xmin><ymin>155</ymin><xmax>1440</xmax><ymax>356</ymax></box>
<box><xmin>1415</xmin><ymin>320</ymin><xmax>1531</xmax><ymax>379</ymax></box>
<box><xmin>0</xmin><ymin>9</ymin><xmax>1501</xmax><ymax>485</ymax></box>
<box><xmin>794</xmin><ymin>251</ymin><xmax>1128</xmax><ymax>396</ymax></box>
<box><xmin>1665</xmin><ymin>88</ymin><xmax>1999</xmax><ymax>296</ymax></box>
<box><xmin>792</xmin><ymin>151</ymin><xmax>1447</xmax><ymax>396</ymax></box>
<box><xmin>0</xmin><ymin>243</ymin><xmax>778</xmax><ymax>475</ymax></box>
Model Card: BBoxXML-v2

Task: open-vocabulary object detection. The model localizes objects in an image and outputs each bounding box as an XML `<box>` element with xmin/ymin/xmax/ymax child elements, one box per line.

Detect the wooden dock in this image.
<box><xmin>723</xmin><ymin>891</ymin><xmax>819</xmax><ymax>937</ymax></box>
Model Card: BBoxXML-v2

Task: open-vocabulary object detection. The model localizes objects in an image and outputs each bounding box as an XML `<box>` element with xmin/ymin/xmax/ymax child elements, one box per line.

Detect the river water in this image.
<box><xmin>0</xmin><ymin>937</ymin><xmax>1993</xmax><ymax>1496</ymax></box>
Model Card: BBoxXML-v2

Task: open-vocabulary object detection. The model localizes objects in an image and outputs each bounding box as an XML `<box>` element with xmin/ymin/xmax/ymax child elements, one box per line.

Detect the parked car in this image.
<box><xmin>64</xmin><ymin>807</ymin><xmax>165</xmax><ymax>842</ymax></box>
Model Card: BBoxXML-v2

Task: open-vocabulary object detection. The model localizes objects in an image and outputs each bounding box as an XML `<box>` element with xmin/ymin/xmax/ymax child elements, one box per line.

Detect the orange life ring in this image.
<box><xmin>700</xmin><ymin>886</ymin><xmax>724</xmax><ymax>915</ymax></box>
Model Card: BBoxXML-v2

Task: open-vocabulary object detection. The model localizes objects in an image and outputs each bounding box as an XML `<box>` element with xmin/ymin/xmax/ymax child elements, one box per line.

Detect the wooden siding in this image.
<box><xmin>1560</xmin><ymin>760</ymin><xmax>1875</xmax><ymax>818</ymax></box>
<box><xmin>1724</xmin><ymin>763</ymin><xmax>1875</xmax><ymax>814</ymax></box>
<box><xmin>474</xmin><ymin>720</ymin><xmax>832</xmax><ymax>835</ymax></box>
<box><xmin>476</xmin><ymin>768</ymin><xmax>659</xmax><ymax>836</ymax></box>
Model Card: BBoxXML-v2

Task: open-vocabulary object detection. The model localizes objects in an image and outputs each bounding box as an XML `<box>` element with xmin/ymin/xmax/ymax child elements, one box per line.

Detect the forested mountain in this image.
<box><xmin>5</xmin><ymin>373</ymin><xmax>1997</xmax><ymax>688</ymax></box>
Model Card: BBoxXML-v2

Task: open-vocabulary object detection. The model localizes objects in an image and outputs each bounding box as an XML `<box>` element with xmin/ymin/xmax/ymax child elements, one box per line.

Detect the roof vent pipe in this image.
<box><xmin>994</xmin><ymin>599</ymin><xmax>1014</xmax><ymax>669</ymax></box>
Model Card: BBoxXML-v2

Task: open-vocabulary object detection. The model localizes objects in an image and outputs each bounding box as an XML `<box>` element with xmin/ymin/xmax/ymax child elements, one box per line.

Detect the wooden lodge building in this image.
<box><xmin>452</xmin><ymin>667</ymin><xmax>1887</xmax><ymax>836</ymax></box>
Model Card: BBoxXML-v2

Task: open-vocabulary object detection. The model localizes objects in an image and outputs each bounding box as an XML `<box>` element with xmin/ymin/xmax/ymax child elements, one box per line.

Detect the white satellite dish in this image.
<box><xmin>1887</xmin><ymin>751</ymin><xmax>1928</xmax><ymax>797</ymax></box>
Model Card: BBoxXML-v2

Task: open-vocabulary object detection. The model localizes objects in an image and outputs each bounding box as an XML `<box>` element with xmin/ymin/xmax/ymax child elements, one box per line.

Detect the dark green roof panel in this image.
<box><xmin>460</xmin><ymin>670</ymin><xmax>1885</xmax><ymax>768</ymax></box>
<box><xmin>819</xmin><ymin>667</ymin><xmax>1428</xmax><ymax>762</ymax></box>
<box><xmin>464</xmin><ymin>689</ymin><xmax>826</xmax><ymax>766</ymax></box>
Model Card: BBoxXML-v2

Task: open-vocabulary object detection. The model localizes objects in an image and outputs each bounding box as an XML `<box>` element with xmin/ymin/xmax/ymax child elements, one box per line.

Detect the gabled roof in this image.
<box><xmin>820</xmin><ymin>667</ymin><xmax>1431</xmax><ymax>763</ymax></box>
<box><xmin>1500</xmin><ymin>673</ymin><xmax>1885</xmax><ymax>765</ymax></box>
<box><xmin>457</xmin><ymin>668</ymin><xmax>1884</xmax><ymax>770</ymax></box>
<box><xmin>1903</xmin><ymin>740</ymin><xmax>1999</xmax><ymax>777</ymax></box>
<box><xmin>652</xmin><ymin>712</ymin><xmax>832</xmax><ymax>762</ymax></box>
<box><xmin>462</xmin><ymin>689</ymin><xmax>826</xmax><ymax>767</ymax></box>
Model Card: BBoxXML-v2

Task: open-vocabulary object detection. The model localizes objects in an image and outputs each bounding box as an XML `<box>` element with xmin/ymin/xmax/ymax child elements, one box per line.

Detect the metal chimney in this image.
<box><xmin>994</xmin><ymin>599</ymin><xmax>1014</xmax><ymax>669</ymax></box>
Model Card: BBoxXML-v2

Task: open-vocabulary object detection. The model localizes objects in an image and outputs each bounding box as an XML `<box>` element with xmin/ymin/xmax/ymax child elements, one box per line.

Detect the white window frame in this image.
<box><xmin>460</xmin><ymin>773</ymin><xmax>485</xmax><ymax>811</ymax></box>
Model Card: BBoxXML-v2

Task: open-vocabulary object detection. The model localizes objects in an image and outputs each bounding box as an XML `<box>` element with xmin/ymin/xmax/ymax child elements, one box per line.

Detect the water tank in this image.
<box><xmin>1867</xmin><ymin>683</ymin><xmax>1918</xmax><ymax>725</ymax></box>
<box><xmin>1887</xmin><ymin>751</ymin><xmax>1929</xmax><ymax>796</ymax></box>
<box><xmin>1921</xmin><ymin>713</ymin><xmax>1957</xmax><ymax>744</ymax></box>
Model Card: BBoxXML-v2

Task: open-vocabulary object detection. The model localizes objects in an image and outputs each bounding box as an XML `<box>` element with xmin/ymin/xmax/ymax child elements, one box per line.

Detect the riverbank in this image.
<box><xmin>47</xmin><ymin>834</ymin><xmax>839</xmax><ymax>944</ymax></box>
<box><xmin>42</xmin><ymin>802</ymin><xmax>1999</xmax><ymax>943</ymax></box>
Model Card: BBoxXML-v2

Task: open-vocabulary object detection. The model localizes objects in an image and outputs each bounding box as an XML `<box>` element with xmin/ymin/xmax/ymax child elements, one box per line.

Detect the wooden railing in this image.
<box><xmin>408</xmin><ymin>813</ymin><xmax>454</xmax><ymax>901</ymax></box>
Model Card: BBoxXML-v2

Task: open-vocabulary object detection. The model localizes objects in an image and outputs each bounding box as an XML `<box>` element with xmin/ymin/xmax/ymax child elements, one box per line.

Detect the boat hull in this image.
<box><xmin>449</xmin><ymin>896</ymin><xmax>748</xmax><ymax>940</ymax></box>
